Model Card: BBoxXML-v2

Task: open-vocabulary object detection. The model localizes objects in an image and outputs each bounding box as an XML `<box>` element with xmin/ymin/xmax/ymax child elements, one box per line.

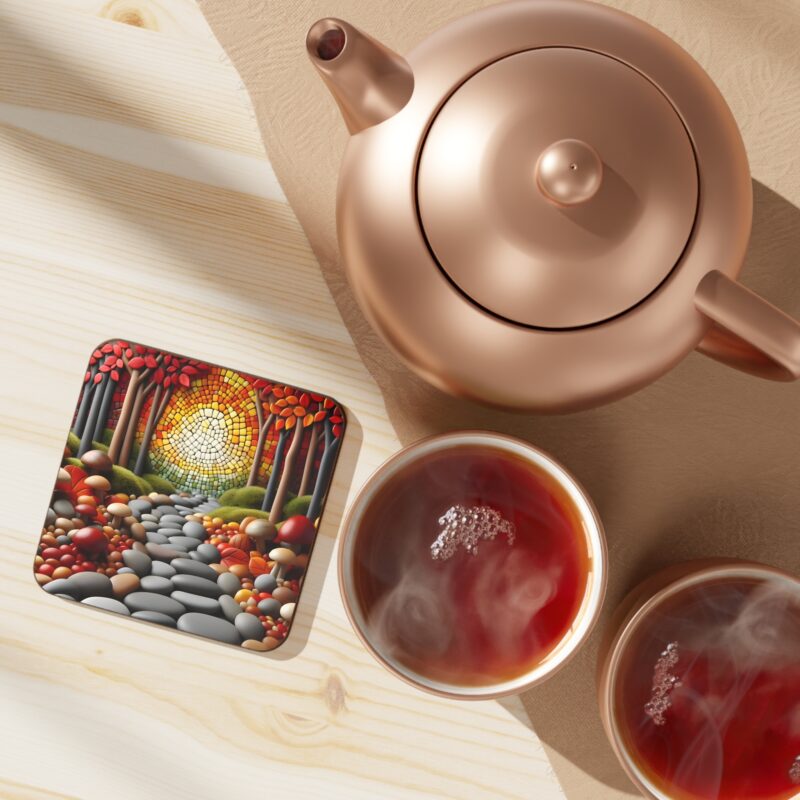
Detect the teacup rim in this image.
<box><xmin>338</xmin><ymin>429</ymin><xmax>608</xmax><ymax>700</ymax></box>
<box><xmin>597</xmin><ymin>560</ymin><xmax>800</xmax><ymax>799</ymax></box>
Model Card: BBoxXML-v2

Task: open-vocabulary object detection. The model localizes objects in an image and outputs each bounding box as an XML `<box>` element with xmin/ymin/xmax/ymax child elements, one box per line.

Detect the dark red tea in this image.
<box><xmin>614</xmin><ymin>576</ymin><xmax>800</xmax><ymax>800</ymax></box>
<box><xmin>351</xmin><ymin>445</ymin><xmax>591</xmax><ymax>686</ymax></box>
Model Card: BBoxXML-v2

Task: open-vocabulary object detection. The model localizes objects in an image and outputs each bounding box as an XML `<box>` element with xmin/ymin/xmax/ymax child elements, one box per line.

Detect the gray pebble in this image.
<box><xmin>217</xmin><ymin>573</ymin><xmax>241</xmax><ymax>596</ymax></box>
<box><xmin>82</xmin><ymin>596</ymin><xmax>130</xmax><ymax>615</ymax></box>
<box><xmin>177</xmin><ymin>613</ymin><xmax>241</xmax><ymax>645</ymax></box>
<box><xmin>124</xmin><ymin>592</ymin><xmax>186</xmax><ymax>618</ymax></box>
<box><xmin>53</xmin><ymin>498</ymin><xmax>75</xmax><ymax>517</ymax></box>
<box><xmin>122</xmin><ymin>549</ymin><xmax>152</xmax><ymax>577</ymax></box>
<box><xmin>141</xmin><ymin>514</ymin><xmax>159</xmax><ymax>523</ymax></box>
<box><xmin>169</xmin><ymin>494</ymin><xmax>187</xmax><ymax>504</ymax></box>
<box><xmin>139</xmin><ymin>575</ymin><xmax>173</xmax><ymax>595</ymax></box>
<box><xmin>56</xmin><ymin>535</ymin><xmax>71</xmax><ymax>545</ymax></box>
<box><xmin>154</xmin><ymin>505</ymin><xmax>176</xmax><ymax>516</ymax></box>
<box><xmin>172</xmin><ymin>574</ymin><xmax>221</xmax><ymax>598</ymax></box>
<box><xmin>171</xmin><ymin>591</ymin><xmax>220</xmax><ymax>614</ymax></box>
<box><xmin>150</xmin><ymin>561</ymin><xmax>176</xmax><ymax>578</ymax></box>
<box><xmin>146</xmin><ymin>532</ymin><xmax>170</xmax><ymax>544</ymax></box>
<box><xmin>170</xmin><ymin>558</ymin><xmax>216</xmax><ymax>580</ymax></box>
<box><xmin>45</xmin><ymin>507</ymin><xmax>57</xmax><ymax>526</ymax></box>
<box><xmin>254</xmin><ymin>573</ymin><xmax>277</xmax><ymax>594</ymax></box>
<box><xmin>146</xmin><ymin>543</ymin><xmax>185</xmax><ymax>562</ymax></box>
<box><xmin>43</xmin><ymin>578</ymin><xmax>72</xmax><ymax>596</ymax></box>
<box><xmin>128</xmin><ymin>499</ymin><xmax>152</xmax><ymax>516</ymax></box>
<box><xmin>219</xmin><ymin>595</ymin><xmax>242</xmax><ymax>622</ymax></box>
<box><xmin>258</xmin><ymin>598</ymin><xmax>281</xmax><ymax>618</ymax></box>
<box><xmin>235</xmin><ymin>613</ymin><xmax>265</xmax><ymax>641</ymax></box>
<box><xmin>158</xmin><ymin>525</ymin><xmax>184</xmax><ymax>535</ymax></box>
<box><xmin>182</xmin><ymin>521</ymin><xmax>206</xmax><ymax>539</ymax></box>
<box><xmin>142</xmin><ymin>521</ymin><xmax>159</xmax><ymax>532</ymax></box>
<box><xmin>194</xmin><ymin>544</ymin><xmax>220</xmax><ymax>564</ymax></box>
<box><xmin>116</xmin><ymin>567</ymin><xmax>136</xmax><ymax>575</ymax></box>
<box><xmin>66</xmin><ymin>572</ymin><xmax>114</xmax><ymax>600</ymax></box>
<box><xmin>168</xmin><ymin>536</ymin><xmax>200</xmax><ymax>551</ymax></box>
<box><xmin>132</xmin><ymin>610</ymin><xmax>177</xmax><ymax>628</ymax></box>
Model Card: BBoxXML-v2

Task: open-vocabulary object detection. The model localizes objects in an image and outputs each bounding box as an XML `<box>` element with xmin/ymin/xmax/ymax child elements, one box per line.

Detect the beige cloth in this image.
<box><xmin>196</xmin><ymin>1</ymin><xmax>800</xmax><ymax>796</ymax></box>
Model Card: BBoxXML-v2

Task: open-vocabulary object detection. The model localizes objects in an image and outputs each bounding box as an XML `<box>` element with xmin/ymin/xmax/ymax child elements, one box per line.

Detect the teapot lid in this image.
<box><xmin>417</xmin><ymin>47</ymin><xmax>698</xmax><ymax>329</ymax></box>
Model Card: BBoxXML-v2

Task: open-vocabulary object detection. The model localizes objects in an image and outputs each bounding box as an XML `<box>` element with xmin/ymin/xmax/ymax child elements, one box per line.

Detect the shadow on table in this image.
<box><xmin>371</xmin><ymin>179</ymin><xmax>800</xmax><ymax>797</ymax></box>
<box><xmin>0</xmin><ymin>13</ymin><xmax>312</xmax><ymax>314</ymax></box>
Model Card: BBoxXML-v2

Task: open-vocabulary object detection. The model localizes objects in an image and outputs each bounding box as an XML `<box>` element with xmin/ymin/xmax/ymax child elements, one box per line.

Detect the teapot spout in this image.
<box><xmin>306</xmin><ymin>19</ymin><xmax>414</xmax><ymax>134</ymax></box>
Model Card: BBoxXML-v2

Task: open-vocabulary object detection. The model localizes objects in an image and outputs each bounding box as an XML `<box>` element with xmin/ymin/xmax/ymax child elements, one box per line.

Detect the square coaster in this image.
<box><xmin>35</xmin><ymin>339</ymin><xmax>345</xmax><ymax>652</ymax></box>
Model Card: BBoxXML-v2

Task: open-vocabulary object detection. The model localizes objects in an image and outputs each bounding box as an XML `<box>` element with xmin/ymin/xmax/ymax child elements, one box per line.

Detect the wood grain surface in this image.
<box><xmin>193</xmin><ymin>1</ymin><xmax>800</xmax><ymax>799</ymax></box>
<box><xmin>0</xmin><ymin>1</ymin><xmax>564</xmax><ymax>798</ymax></box>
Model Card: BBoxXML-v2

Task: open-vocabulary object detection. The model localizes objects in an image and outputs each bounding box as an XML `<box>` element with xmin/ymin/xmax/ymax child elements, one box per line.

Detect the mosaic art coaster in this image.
<box><xmin>34</xmin><ymin>340</ymin><xmax>345</xmax><ymax>652</ymax></box>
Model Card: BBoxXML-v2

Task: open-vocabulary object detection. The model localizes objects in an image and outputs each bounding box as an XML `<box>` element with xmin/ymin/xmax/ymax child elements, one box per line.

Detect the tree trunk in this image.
<box><xmin>247</xmin><ymin>413</ymin><xmax>274</xmax><ymax>486</ymax></box>
<box><xmin>261</xmin><ymin>430</ymin><xmax>289</xmax><ymax>511</ymax></box>
<box><xmin>73</xmin><ymin>365</ymin><xmax>98</xmax><ymax>436</ymax></box>
<box><xmin>297</xmin><ymin>423</ymin><xmax>320</xmax><ymax>496</ymax></box>
<box><xmin>107</xmin><ymin>371</ymin><xmax>141</xmax><ymax>464</ymax></box>
<box><xmin>134</xmin><ymin>384</ymin><xmax>161</xmax><ymax>476</ymax></box>
<box><xmin>78</xmin><ymin>381</ymin><xmax>106</xmax><ymax>457</ymax></box>
<box><xmin>92</xmin><ymin>376</ymin><xmax>116</xmax><ymax>443</ymax></box>
<box><xmin>119</xmin><ymin>382</ymin><xmax>149</xmax><ymax>469</ymax></box>
<box><xmin>269</xmin><ymin>422</ymin><xmax>305</xmax><ymax>523</ymax></box>
<box><xmin>306</xmin><ymin>424</ymin><xmax>341</xmax><ymax>522</ymax></box>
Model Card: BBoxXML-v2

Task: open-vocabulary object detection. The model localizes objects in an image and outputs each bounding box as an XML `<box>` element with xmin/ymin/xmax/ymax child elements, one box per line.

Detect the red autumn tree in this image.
<box><xmin>266</xmin><ymin>390</ymin><xmax>316</xmax><ymax>523</ymax></box>
<box><xmin>73</xmin><ymin>347</ymin><xmax>102</xmax><ymax>439</ymax></box>
<box><xmin>246</xmin><ymin>379</ymin><xmax>276</xmax><ymax>486</ymax></box>
<box><xmin>297</xmin><ymin>393</ymin><xmax>327</xmax><ymax>497</ymax></box>
<box><xmin>305</xmin><ymin>400</ymin><xmax>343</xmax><ymax>522</ymax></box>
<box><xmin>77</xmin><ymin>343</ymin><xmax>124</xmax><ymax>457</ymax></box>
<box><xmin>106</xmin><ymin>344</ymin><xmax>162</xmax><ymax>465</ymax></box>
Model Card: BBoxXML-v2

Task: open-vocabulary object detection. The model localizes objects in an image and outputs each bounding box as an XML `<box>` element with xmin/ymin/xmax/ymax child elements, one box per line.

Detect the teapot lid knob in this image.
<box><xmin>536</xmin><ymin>139</ymin><xmax>603</xmax><ymax>206</ymax></box>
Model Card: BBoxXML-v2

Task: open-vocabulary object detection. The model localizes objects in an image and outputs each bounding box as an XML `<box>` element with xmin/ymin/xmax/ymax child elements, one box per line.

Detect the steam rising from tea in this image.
<box><xmin>352</xmin><ymin>446</ymin><xmax>590</xmax><ymax>686</ymax></box>
<box><xmin>616</xmin><ymin>576</ymin><xmax>800</xmax><ymax>800</ymax></box>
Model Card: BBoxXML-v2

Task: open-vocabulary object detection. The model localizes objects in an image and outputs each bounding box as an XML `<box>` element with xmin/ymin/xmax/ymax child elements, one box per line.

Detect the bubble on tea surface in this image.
<box><xmin>430</xmin><ymin>505</ymin><xmax>515</xmax><ymax>561</ymax></box>
<box><xmin>644</xmin><ymin>642</ymin><xmax>681</xmax><ymax>726</ymax></box>
<box><xmin>790</xmin><ymin>756</ymin><xmax>800</xmax><ymax>784</ymax></box>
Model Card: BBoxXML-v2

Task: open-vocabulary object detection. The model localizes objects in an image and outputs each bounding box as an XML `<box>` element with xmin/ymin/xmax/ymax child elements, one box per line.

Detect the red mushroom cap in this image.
<box><xmin>73</xmin><ymin>526</ymin><xmax>108</xmax><ymax>557</ymax></box>
<box><xmin>276</xmin><ymin>515</ymin><xmax>316</xmax><ymax>546</ymax></box>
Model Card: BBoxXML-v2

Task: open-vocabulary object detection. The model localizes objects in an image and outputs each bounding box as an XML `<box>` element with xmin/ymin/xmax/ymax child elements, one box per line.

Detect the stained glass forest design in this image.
<box><xmin>34</xmin><ymin>340</ymin><xmax>345</xmax><ymax>652</ymax></box>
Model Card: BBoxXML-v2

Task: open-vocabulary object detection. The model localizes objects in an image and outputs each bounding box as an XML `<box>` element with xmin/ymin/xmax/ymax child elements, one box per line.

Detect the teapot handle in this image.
<box><xmin>694</xmin><ymin>270</ymin><xmax>800</xmax><ymax>381</ymax></box>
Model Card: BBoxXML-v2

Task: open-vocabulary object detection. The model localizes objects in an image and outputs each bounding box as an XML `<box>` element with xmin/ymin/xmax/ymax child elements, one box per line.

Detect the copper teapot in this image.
<box><xmin>307</xmin><ymin>0</ymin><xmax>800</xmax><ymax>412</ymax></box>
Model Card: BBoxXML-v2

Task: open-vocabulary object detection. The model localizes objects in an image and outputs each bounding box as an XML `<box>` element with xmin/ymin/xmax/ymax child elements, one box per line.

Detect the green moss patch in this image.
<box><xmin>142</xmin><ymin>473</ymin><xmax>175</xmax><ymax>494</ymax></box>
<box><xmin>283</xmin><ymin>495</ymin><xmax>312</xmax><ymax>518</ymax></box>
<box><xmin>219</xmin><ymin>486</ymin><xmax>266</xmax><ymax>508</ymax></box>
<box><xmin>211</xmin><ymin>506</ymin><xmax>271</xmax><ymax>523</ymax></box>
<box><xmin>66</xmin><ymin>431</ymin><xmax>81</xmax><ymax>455</ymax></box>
<box><xmin>110</xmin><ymin>465</ymin><xmax>152</xmax><ymax>497</ymax></box>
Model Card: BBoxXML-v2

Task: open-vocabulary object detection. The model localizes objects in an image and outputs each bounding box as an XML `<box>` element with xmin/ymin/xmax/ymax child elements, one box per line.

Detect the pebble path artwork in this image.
<box><xmin>34</xmin><ymin>340</ymin><xmax>345</xmax><ymax>652</ymax></box>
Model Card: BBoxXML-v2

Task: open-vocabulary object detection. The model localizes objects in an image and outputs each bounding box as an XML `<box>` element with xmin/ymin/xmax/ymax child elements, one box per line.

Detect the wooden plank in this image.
<box><xmin>0</xmin><ymin>1</ymin><xmax>565</xmax><ymax>796</ymax></box>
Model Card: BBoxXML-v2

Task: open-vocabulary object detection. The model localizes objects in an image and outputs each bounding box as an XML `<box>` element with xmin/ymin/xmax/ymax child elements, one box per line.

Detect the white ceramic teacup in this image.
<box><xmin>338</xmin><ymin>431</ymin><xmax>608</xmax><ymax>699</ymax></box>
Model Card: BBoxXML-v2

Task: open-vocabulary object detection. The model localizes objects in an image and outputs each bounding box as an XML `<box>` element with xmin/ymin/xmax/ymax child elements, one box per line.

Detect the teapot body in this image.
<box><xmin>327</xmin><ymin>0</ymin><xmax>753</xmax><ymax>411</ymax></box>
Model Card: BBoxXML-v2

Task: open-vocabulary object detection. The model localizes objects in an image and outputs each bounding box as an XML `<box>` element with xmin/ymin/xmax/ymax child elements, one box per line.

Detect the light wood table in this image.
<box><xmin>0</xmin><ymin>1</ymin><xmax>565</xmax><ymax>797</ymax></box>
